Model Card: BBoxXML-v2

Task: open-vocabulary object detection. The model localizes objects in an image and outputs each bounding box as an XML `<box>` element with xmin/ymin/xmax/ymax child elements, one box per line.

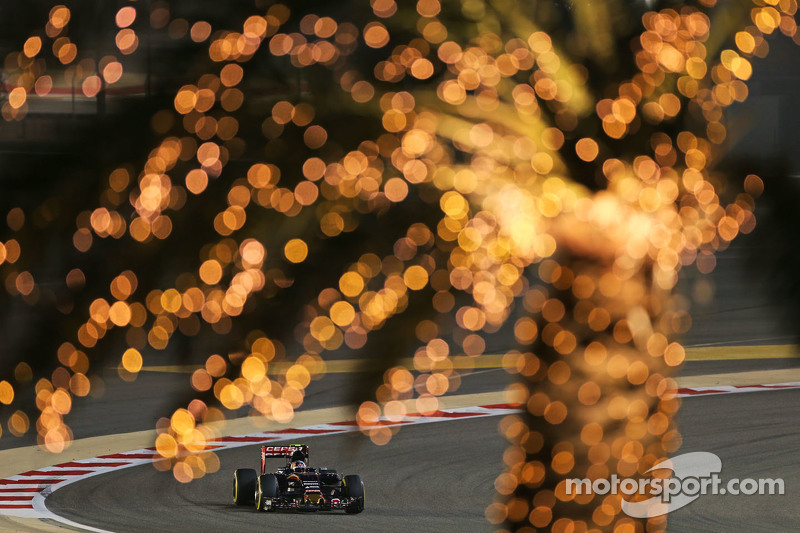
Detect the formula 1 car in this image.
<box><xmin>232</xmin><ymin>444</ymin><xmax>365</xmax><ymax>513</ymax></box>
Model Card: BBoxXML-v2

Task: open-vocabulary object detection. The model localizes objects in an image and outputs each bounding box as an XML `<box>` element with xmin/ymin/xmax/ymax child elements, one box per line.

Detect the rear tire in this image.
<box><xmin>343</xmin><ymin>474</ymin><xmax>364</xmax><ymax>514</ymax></box>
<box><xmin>233</xmin><ymin>469</ymin><xmax>256</xmax><ymax>506</ymax></box>
<box><xmin>255</xmin><ymin>474</ymin><xmax>279</xmax><ymax>512</ymax></box>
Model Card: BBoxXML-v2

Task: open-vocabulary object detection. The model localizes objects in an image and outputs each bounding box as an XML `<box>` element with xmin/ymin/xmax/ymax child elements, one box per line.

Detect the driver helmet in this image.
<box><xmin>291</xmin><ymin>460</ymin><xmax>305</xmax><ymax>472</ymax></box>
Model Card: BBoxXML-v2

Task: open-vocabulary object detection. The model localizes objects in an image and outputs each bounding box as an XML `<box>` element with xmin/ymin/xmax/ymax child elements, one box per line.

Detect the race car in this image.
<box><xmin>232</xmin><ymin>444</ymin><xmax>365</xmax><ymax>513</ymax></box>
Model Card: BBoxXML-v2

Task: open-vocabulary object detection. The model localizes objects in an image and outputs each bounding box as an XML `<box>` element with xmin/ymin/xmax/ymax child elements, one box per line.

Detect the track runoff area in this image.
<box><xmin>0</xmin><ymin>345</ymin><xmax>797</xmax><ymax>531</ymax></box>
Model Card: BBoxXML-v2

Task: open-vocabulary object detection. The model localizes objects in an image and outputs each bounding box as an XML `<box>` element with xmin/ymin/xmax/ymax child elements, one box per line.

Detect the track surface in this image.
<box><xmin>25</xmin><ymin>227</ymin><xmax>800</xmax><ymax>532</ymax></box>
<box><xmin>668</xmin><ymin>389</ymin><xmax>800</xmax><ymax>532</ymax></box>
<box><xmin>46</xmin><ymin>416</ymin><xmax>506</xmax><ymax>533</ymax></box>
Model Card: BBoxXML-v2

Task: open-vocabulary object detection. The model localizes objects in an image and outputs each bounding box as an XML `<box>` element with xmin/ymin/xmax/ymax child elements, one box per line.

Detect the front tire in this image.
<box><xmin>343</xmin><ymin>474</ymin><xmax>364</xmax><ymax>514</ymax></box>
<box><xmin>233</xmin><ymin>469</ymin><xmax>256</xmax><ymax>506</ymax></box>
<box><xmin>255</xmin><ymin>474</ymin><xmax>279</xmax><ymax>512</ymax></box>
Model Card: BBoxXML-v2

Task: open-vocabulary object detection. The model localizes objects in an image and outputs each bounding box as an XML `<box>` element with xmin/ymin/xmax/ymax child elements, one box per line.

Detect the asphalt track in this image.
<box><xmin>668</xmin><ymin>389</ymin><xmax>800</xmax><ymax>532</ymax></box>
<box><xmin>42</xmin><ymin>388</ymin><xmax>800</xmax><ymax>533</ymax></box>
<box><xmin>46</xmin><ymin>415</ymin><xmax>506</xmax><ymax>533</ymax></box>
<box><xmin>9</xmin><ymin>230</ymin><xmax>800</xmax><ymax>532</ymax></box>
<box><xmin>667</xmin><ymin>237</ymin><xmax>800</xmax><ymax>532</ymax></box>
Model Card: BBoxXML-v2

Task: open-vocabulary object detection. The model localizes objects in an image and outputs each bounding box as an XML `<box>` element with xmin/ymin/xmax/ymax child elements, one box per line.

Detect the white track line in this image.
<box><xmin>669</xmin><ymin>381</ymin><xmax>800</xmax><ymax>398</ymax></box>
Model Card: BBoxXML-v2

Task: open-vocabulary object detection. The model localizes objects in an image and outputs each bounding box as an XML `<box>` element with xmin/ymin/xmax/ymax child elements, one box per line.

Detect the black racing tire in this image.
<box><xmin>343</xmin><ymin>474</ymin><xmax>364</xmax><ymax>514</ymax></box>
<box><xmin>255</xmin><ymin>474</ymin><xmax>279</xmax><ymax>512</ymax></box>
<box><xmin>233</xmin><ymin>469</ymin><xmax>257</xmax><ymax>506</ymax></box>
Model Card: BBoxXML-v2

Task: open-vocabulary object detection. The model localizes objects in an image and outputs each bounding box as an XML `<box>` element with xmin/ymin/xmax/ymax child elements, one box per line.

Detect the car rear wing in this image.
<box><xmin>260</xmin><ymin>444</ymin><xmax>308</xmax><ymax>474</ymax></box>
